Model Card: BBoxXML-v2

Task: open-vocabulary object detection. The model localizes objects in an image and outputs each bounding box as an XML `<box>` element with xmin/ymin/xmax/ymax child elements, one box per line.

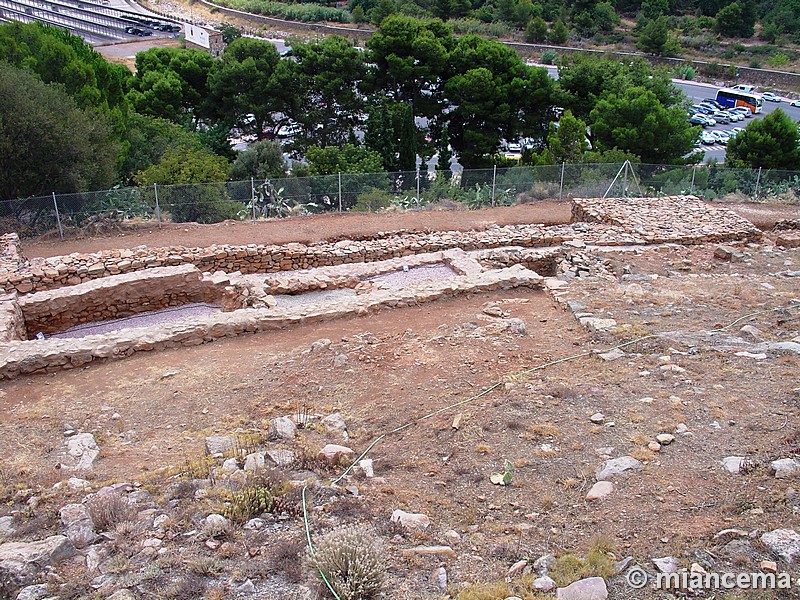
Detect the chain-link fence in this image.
<box><xmin>2</xmin><ymin>162</ymin><xmax>798</xmax><ymax>239</ymax></box>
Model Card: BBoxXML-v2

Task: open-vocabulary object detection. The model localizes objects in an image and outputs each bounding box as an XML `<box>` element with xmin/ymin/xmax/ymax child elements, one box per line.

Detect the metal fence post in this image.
<box><xmin>416</xmin><ymin>168</ymin><xmax>420</xmax><ymax>203</ymax></box>
<box><xmin>51</xmin><ymin>192</ymin><xmax>64</xmax><ymax>240</ymax></box>
<box><xmin>251</xmin><ymin>177</ymin><xmax>256</xmax><ymax>222</ymax></box>
<box><xmin>153</xmin><ymin>183</ymin><xmax>162</xmax><ymax>227</ymax></box>
<box><xmin>623</xmin><ymin>163</ymin><xmax>629</xmax><ymax>197</ymax></box>
<box><xmin>491</xmin><ymin>165</ymin><xmax>497</xmax><ymax>207</ymax></box>
<box><xmin>690</xmin><ymin>166</ymin><xmax>696</xmax><ymax>195</ymax></box>
<box><xmin>337</xmin><ymin>172</ymin><xmax>342</xmax><ymax>212</ymax></box>
<box><xmin>754</xmin><ymin>166</ymin><xmax>762</xmax><ymax>197</ymax></box>
<box><xmin>559</xmin><ymin>162</ymin><xmax>565</xmax><ymax>200</ymax></box>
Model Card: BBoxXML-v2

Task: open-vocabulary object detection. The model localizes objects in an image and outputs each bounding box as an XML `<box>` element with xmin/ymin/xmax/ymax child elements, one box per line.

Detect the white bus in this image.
<box><xmin>716</xmin><ymin>88</ymin><xmax>763</xmax><ymax>114</ymax></box>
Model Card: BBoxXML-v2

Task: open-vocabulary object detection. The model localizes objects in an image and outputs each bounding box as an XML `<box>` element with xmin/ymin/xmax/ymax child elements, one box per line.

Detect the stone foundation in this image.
<box><xmin>5</xmin><ymin>265</ymin><xmax>243</xmax><ymax>339</ymax></box>
<box><xmin>572</xmin><ymin>195</ymin><xmax>761</xmax><ymax>244</ymax></box>
<box><xmin>0</xmin><ymin>196</ymin><xmax>769</xmax><ymax>379</ymax></box>
<box><xmin>0</xmin><ymin>292</ymin><xmax>26</xmax><ymax>343</ymax></box>
<box><xmin>0</xmin><ymin>233</ymin><xmax>28</xmax><ymax>274</ymax></box>
<box><xmin>0</xmin><ymin>265</ymin><xmax>542</xmax><ymax>379</ymax></box>
<box><xmin>0</xmin><ymin>197</ymin><xmax>759</xmax><ymax>295</ymax></box>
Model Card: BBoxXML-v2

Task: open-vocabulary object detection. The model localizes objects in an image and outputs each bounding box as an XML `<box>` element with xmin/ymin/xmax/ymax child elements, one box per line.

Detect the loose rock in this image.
<box><xmin>59</xmin><ymin>504</ymin><xmax>96</xmax><ymax>549</ymax></box>
<box><xmin>586</xmin><ymin>481</ymin><xmax>614</xmax><ymax>501</ymax></box>
<box><xmin>556</xmin><ymin>576</ymin><xmax>608</xmax><ymax>600</ymax></box>
<box><xmin>761</xmin><ymin>529</ymin><xmax>800</xmax><ymax>563</ymax></box>
<box><xmin>317</xmin><ymin>444</ymin><xmax>354</xmax><ymax>465</ymax></box>
<box><xmin>596</xmin><ymin>456</ymin><xmax>643</xmax><ymax>481</ymax></box>
<box><xmin>268</xmin><ymin>416</ymin><xmax>297</xmax><ymax>440</ymax></box>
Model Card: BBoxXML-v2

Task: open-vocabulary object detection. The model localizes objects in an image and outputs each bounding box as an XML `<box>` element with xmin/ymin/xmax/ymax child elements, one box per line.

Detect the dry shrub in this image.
<box><xmin>527</xmin><ymin>424</ymin><xmax>560</xmax><ymax>437</ymax></box>
<box><xmin>268</xmin><ymin>537</ymin><xmax>306</xmax><ymax>583</ymax></box>
<box><xmin>519</xmin><ymin>182</ymin><xmax>561</xmax><ymax>202</ymax></box>
<box><xmin>86</xmin><ymin>493</ymin><xmax>136</xmax><ymax>531</ymax></box>
<box><xmin>163</xmin><ymin>574</ymin><xmax>207</xmax><ymax>599</ymax></box>
<box><xmin>306</xmin><ymin>524</ymin><xmax>386</xmax><ymax>600</ymax></box>
<box><xmin>186</xmin><ymin>556</ymin><xmax>223</xmax><ymax>576</ymax></box>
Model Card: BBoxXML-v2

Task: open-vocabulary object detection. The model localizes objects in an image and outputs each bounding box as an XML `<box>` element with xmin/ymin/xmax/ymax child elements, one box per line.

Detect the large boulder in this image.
<box><xmin>59</xmin><ymin>504</ymin><xmax>96</xmax><ymax>549</ymax></box>
<box><xmin>556</xmin><ymin>576</ymin><xmax>608</xmax><ymax>600</ymax></box>
<box><xmin>0</xmin><ymin>535</ymin><xmax>76</xmax><ymax>587</ymax></box>
<box><xmin>58</xmin><ymin>433</ymin><xmax>99</xmax><ymax>472</ymax></box>
<box><xmin>761</xmin><ymin>529</ymin><xmax>800</xmax><ymax>563</ymax></box>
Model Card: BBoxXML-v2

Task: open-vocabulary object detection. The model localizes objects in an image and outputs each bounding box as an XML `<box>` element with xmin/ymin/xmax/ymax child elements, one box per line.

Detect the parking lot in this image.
<box><xmin>681</xmin><ymin>82</ymin><xmax>800</xmax><ymax>162</ymax></box>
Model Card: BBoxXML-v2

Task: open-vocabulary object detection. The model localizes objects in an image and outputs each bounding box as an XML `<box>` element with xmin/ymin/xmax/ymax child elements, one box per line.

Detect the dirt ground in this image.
<box><xmin>3</xmin><ymin>201</ymin><xmax>800</xmax><ymax>599</ymax></box>
<box><xmin>20</xmin><ymin>200</ymin><xmax>800</xmax><ymax>259</ymax></box>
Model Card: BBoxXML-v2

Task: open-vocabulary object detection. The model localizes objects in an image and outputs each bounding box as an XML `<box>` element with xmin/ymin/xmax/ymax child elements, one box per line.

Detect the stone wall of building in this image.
<box><xmin>0</xmin><ymin>197</ymin><xmax>760</xmax><ymax>295</ymax></box>
<box><xmin>0</xmin><ymin>265</ymin><xmax>543</xmax><ymax>379</ymax></box>
<box><xmin>0</xmin><ymin>234</ymin><xmax>28</xmax><ymax>275</ymax></box>
<box><xmin>17</xmin><ymin>265</ymin><xmax>243</xmax><ymax>337</ymax></box>
<box><xmin>0</xmin><ymin>292</ymin><xmax>26</xmax><ymax>342</ymax></box>
<box><xmin>572</xmin><ymin>195</ymin><xmax>761</xmax><ymax>244</ymax></box>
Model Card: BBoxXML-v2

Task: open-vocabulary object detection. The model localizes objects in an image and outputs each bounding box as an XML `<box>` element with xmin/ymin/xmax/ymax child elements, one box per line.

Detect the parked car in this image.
<box><xmin>688</xmin><ymin>114</ymin><xmax>709</xmax><ymax>127</ymax></box>
<box><xmin>702</xmin><ymin>99</ymin><xmax>723</xmax><ymax>109</ymax></box>
<box><xmin>730</xmin><ymin>127</ymin><xmax>744</xmax><ymax>136</ymax></box>
<box><xmin>691</xmin><ymin>104</ymin><xmax>713</xmax><ymax>115</ymax></box>
<box><xmin>712</xmin><ymin>111</ymin><xmax>731</xmax><ymax>124</ymax></box>
<box><xmin>724</xmin><ymin>110</ymin><xmax>743</xmax><ymax>122</ymax></box>
<box><xmin>701</xmin><ymin>131</ymin><xmax>717</xmax><ymax>144</ymax></box>
<box><xmin>125</xmin><ymin>26</ymin><xmax>151</xmax><ymax>36</ymax></box>
<box><xmin>791</xmin><ymin>99</ymin><xmax>800</xmax><ymax>107</ymax></box>
<box><xmin>762</xmin><ymin>92</ymin><xmax>782</xmax><ymax>102</ymax></box>
<box><xmin>729</xmin><ymin>107</ymin><xmax>753</xmax><ymax>118</ymax></box>
<box><xmin>714</xmin><ymin>131</ymin><xmax>731</xmax><ymax>144</ymax></box>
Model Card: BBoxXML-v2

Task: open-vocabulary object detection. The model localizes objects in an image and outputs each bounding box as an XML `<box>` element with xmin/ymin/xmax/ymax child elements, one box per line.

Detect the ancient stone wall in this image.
<box><xmin>17</xmin><ymin>265</ymin><xmax>243</xmax><ymax>337</ymax></box>
<box><xmin>0</xmin><ymin>197</ymin><xmax>759</xmax><ymax>295</ymax></box>
<box><xmin>0</xmin><ymin>234</ymin><xmax>28</xmax><ymax>274</ymax></box>
<box><xmin>0</xmin><ymin>293</ymin><xmax>26</xmax><ymax>342</ymax></box>
<box><xmin>572</xmin><ymin>195</ymin><xmax>761</xmax><ymax>244</ymax></box>
<box><xmin>0</xmin><ymin>265</ymin><xmax>543</xmax><ymax>379</ymax></box>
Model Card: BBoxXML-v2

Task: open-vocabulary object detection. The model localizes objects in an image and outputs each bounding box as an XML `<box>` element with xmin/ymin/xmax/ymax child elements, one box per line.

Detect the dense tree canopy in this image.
<box><xmin>446</xmin><ymin>34</ymin><xmax>553</xmax><ymax>168</ymax></box>
<box><xmin>128</xmin><ymin>47</ymin><xmax>214</xmax><ymax>126</ymax></box>
<box><xmin>0</xmin><ymin>16</ymin><xmax>719</xmax><ymax>213</ymax></box>
<box><xmin>290</xmin><ymin>36</ymin><xmax>367</xmax><ymax>150</ymax></box>
<box><xmin>0</xmin><ymin>62</ymin><xmax>119</xmax><ymax>200</ymax></box>
<box><xmin>0</xmin><ymin>22</ymin><xmax>130</xmax><ymax>116</ymax></box>
<box><xmin>726</xmin><ymin>109</ymin><xmax>800</xmax><ymax>169</ymax></box>
<box><xmin>588</xmin><ymin>86</ymin><xmax>699</xmax><ymax>163</ymax></box>
<box><xmin>205</xmin><ymin>38</ymin><xmax>300</xmax><ymax>139</ymax></box>
<box><xmin>228</xmin><ymin>140</ymin><xmax>289</xmax><ymax>180</ymax></box>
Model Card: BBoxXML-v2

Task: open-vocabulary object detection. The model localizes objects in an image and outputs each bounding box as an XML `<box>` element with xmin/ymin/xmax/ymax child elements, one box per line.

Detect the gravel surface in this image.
<box><xmin>367</xmin><ymin>263</ymin><xmax>458</xmax><ymax>287</ymax></box>
<box><xmin>273</xmin><ymin>288</ymin><xmax>356</xmax><ymax>308</ymax></box>
<box><xmin>50</xmin><ymin>303</ymin><xmax>221</xmax><ymax>339</ymax></box>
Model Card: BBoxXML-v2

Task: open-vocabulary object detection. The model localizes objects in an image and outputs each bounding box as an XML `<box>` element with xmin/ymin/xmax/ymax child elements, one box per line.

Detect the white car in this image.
<box><xmin>701</xmin><ymin>131</ymin><xmax>717</xmax><ymax>144</ymax></box>
<box><xmin>791</xmin><ymin>99</ymin><xmax>800</xmax><ymax>107</ymax></box>
<box><xmin>724</xmin><ymin>111</ymin><xmax>743</xmax><ymax>122</ymax></box>
<box><xmin>762</xmin><ymin>92</ymin><xmax>782</xmax><ymax>102</ymax></box>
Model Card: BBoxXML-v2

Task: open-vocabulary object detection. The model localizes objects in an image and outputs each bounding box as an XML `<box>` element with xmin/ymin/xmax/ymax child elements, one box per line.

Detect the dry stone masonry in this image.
<box><xmin>0</xmin><ymin>196</ymin><xmax>772</xmax><ymax>379</ymax></box>
<box><xmin>572</xmin><ymin>195</ymin><xmax>761</xmax><ymax>244</ymax></box>
<box><xmin>0</xmin><ymin>264</ymin><xmax>542</xmax><ymax>379</ymax></box>
<box><xmin>0</xmin><ymin>196</ymin><xmax>759</xmax><ymax>295</ymax></box>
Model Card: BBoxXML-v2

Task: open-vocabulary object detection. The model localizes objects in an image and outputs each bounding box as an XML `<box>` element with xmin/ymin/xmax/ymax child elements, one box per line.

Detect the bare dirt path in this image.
<box><xmin>21</xmin><ymin>202</ymin><xmax>572</xmax><ymax>258</ymax></box>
